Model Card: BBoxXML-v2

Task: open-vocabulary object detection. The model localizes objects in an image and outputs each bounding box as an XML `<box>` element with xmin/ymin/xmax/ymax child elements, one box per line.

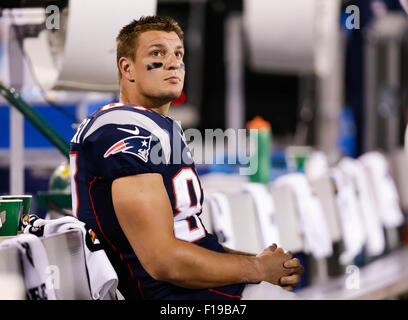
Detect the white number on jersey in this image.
<box><xmin>171</xmin><ymin>168</ymin><xmax>206</xmax><ymax>242</ymax></box>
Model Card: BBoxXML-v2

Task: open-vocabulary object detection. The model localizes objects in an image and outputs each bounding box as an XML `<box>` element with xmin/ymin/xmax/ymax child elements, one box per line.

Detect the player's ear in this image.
<box><xmin>118</xmin><ymin>57</ymin><xmax>135</xmax><ymax>83</ymax></box>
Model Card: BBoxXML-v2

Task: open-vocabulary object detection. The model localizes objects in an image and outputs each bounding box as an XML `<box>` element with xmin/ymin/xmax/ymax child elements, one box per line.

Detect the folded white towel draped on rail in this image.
<box><xmin>204</xmin><ymin>193</ymin><xmax>237</xmax><ymax>250</ymax></box>
<box><xmin>274</xmin><ymin>173</ymin><xmax>333</xmax><ymax>259</ymax></box>
<box><xmin>336</xmin><ymin>157</ymin><xmax>385</xmax><ymax>258</ymax></box>
<box><xmin>0</xmin><ymin>234</ymin><xmax>57</xmax><ymax>300</ymax></box>
<box><xmin>240</xmin><ymin>183</ymin><xmax>280</xmax><ymax>249</ymax></box>
<box><xmin>330</xmin><ymin>166</ymin><xmax>366</xmax><ymax>264</ymax></box>
<box><xmin>359</xmin><ymin>151</ymin><xmax>404</xmax><ymax>229</ymax></box>
<box><xmin>23</xmin><ymin>215</ymin><xmax>118</xmax><ymax>300</ymax></box>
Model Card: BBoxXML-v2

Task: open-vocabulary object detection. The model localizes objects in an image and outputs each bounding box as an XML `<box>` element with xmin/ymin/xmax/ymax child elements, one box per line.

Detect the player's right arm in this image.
<box><xmin>112</xmin><ymin>173</ymin><xmax>302</xmax><ymax>289</ymax></box>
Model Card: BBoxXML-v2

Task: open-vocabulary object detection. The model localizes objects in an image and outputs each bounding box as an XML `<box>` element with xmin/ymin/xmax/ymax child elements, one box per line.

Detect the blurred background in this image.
<box><xmin>1</xmin><ymin>0</ymin><xmax>408</xmax><ymax>299</ymax></box>
<box><xmin>0</xmin><ymin>0</ymin><xmax>407</xmax><ymax>207</ymax></box>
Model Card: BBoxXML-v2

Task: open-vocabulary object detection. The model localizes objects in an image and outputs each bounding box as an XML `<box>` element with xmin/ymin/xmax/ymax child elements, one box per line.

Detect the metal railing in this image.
<box><xmin>0</xmin><ymin>82</ymin><xmax>70</xmax><ymax>159</ymax></box>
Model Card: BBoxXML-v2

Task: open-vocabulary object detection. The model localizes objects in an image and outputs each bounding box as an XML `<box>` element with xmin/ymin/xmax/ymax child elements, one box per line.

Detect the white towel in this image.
<box><xmin>23</xmin><ymin>215</ymin><xmax>118</xmax><ymax>300</ymax></box>
<box><xmin>330</xmin><ymin>166</ymin><xmax>366</xmax><ymax>264</ymax></box>
<box><xmin>274</xmin><ymin>173</ymin><xmax>333</xmax><ymax>259</ymax></box>
<box><xmin>240</xmin><ymin>183</ymin><xmax>280</xmax><ymax>248</ymax></box>
<box><xmin>305</xmin><ymin>151</ymin><xmax>330</xmax><ymax>181</ymax></box>
<box><xmin>205</xmin><ymin>193</ymin><xmax>236</xmax><ymax>250</ymax></box>
<box><xmin>0</xmin><ymin>210</ymin><xmax>5</xmax><ymax>228</ymax></box>
<box><xmin>336</xmin><ymin>157</ymin><xmax>385</xmax><ymax>257</ymax></box>
<box><xmin>359</xmin><ymin>151</ymin><xmax>404</xmax><ymax>229</ymax></box>
<box><xmin>0</xmin><ymin>234</ymin><xmax>57</xmax><ymax>300</ymax></box>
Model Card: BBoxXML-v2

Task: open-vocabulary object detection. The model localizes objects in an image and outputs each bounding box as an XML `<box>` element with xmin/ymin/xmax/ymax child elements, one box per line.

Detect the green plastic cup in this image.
<box><xmin>0</xmin><ymin>195</ymin><xmax>32</xmax><ymax>230</ymax></box>
<box><xmin>0</xmin><ymin>199</ymin><xmax>23</xmax><ymax>236</ymax></box>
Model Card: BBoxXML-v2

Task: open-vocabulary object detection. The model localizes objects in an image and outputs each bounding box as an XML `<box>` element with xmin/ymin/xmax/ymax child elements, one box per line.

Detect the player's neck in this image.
<box><xmin>119</xmin><ymin>88</ymin><xmax>170</xmax><ymax>117</ymax></box>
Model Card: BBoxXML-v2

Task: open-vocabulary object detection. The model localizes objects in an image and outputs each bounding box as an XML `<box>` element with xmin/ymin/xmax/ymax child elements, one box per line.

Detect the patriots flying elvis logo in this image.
<box><xmin>104</xmin><ymin>127</ymin><xmax>152</xmax><ymax>162</ymax></box>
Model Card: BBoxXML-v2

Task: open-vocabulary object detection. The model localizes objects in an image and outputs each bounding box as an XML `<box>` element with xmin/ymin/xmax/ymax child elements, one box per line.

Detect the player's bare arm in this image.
<box><xmin>221</xmin><ymin>245</ymin><xmax>256</xmax><ymax>256</ymax></box>
<box><xmin>112</xmin><ymin>173</ymin><xmax>301</xmax><ymax>289</ymax></box>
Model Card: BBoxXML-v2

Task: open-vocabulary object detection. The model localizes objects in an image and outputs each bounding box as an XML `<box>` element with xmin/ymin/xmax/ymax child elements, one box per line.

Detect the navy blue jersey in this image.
<box><xmin>69</xmin><ymin>103</ymin><xmax>245</xmax><ymax>300</ymax></box>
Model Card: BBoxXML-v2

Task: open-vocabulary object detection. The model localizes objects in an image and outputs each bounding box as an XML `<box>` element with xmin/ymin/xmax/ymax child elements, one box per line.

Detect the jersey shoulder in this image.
<box><xmin>70</xmin><ymin>103</ymin><xmax>173</xmax><ymax>164</ymax></box>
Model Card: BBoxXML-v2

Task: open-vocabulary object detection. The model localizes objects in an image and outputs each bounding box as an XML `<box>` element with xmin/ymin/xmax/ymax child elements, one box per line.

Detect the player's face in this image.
<box><xmin>132</xmin><ymin>30</ymin><xmax>185</xmax><ymax>104</ymax></box>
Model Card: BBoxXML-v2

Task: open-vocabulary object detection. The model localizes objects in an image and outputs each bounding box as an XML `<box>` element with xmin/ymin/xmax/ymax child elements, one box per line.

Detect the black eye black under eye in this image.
<box><xmin>147</xmin><ymin>62</ymin><xmax>163</xmax><ymax>70</ymax></box>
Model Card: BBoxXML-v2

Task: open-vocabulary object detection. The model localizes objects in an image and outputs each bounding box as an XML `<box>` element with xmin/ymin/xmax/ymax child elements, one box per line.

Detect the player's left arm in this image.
<box><xmin>221</xmin><ymin>245</ymin><xmax>256</xmax><ymax>256</ymax></box>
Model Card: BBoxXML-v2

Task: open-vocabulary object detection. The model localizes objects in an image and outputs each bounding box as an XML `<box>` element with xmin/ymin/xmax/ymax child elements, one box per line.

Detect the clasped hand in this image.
<box><xmin>256</xmin><ymin>243</ymin><xmax>304</xmax><ymax>291</ymax></box>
